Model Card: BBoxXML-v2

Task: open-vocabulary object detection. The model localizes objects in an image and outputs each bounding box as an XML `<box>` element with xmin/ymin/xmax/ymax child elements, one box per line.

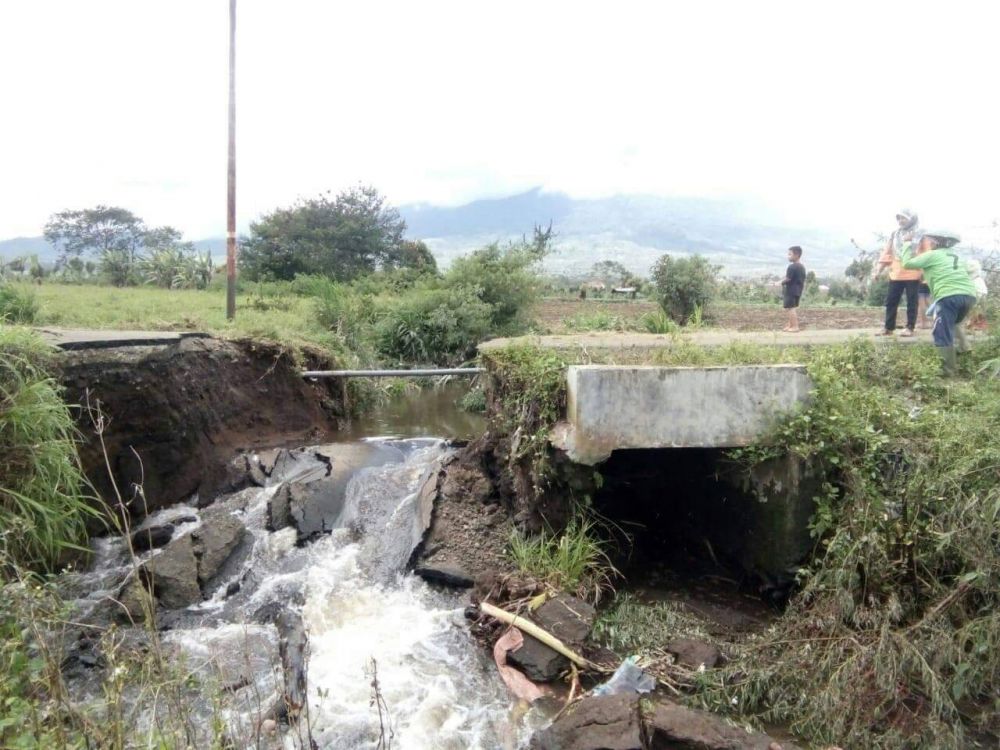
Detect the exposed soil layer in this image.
<box><xmin>58</xmin><ymin>337</ymin><xmax>346</xmax><ymax>517</ymax></box>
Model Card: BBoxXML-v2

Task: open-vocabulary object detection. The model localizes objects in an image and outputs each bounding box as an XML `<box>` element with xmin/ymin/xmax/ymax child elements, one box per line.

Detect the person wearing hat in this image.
<box><xmin>874</xmin><ymin>209</ymin><xmax>923</xmax><ymax>337</ymax></box>
<box><xmin>900</xmin><ymin>230</ymin><xmax>977</xmax><ymax>376</ymax></box>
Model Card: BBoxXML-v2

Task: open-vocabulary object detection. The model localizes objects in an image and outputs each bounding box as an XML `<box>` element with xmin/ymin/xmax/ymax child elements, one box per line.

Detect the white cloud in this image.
<box><xmin>1</xmin><ymin>0</ymin><xmax>998</xmax><ymax>242</ymax></box>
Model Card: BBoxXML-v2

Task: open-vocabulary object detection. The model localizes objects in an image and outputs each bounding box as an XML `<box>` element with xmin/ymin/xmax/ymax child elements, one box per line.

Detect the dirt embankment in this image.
<box><xmin>58</xmin><ymin>337</ymin><xmax>347</xmax><ymax>517</ymax></box>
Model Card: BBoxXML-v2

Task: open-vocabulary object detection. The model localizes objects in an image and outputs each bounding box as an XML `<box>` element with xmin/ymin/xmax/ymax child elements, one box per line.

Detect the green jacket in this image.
<box><xmin>900</xmin><ymin>244</ymin><xmax>977</xmax><ymax>300</ymax></box>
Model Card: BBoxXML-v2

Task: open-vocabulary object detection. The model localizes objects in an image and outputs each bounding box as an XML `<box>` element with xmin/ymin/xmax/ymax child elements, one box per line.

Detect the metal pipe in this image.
<box><xmin>302</xmin><ymin>368</ymin><xmax>484</xmax><ymax>379</ymax></box>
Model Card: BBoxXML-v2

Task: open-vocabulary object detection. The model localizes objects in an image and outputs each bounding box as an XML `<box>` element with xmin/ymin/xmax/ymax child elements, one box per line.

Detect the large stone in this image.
<box><xmin>129</xmin><ymin>523</ymin><xmax>174</xmax><ymax>553</ymax></box>
<box><xmin>551</xmin><ymin>365</ymin><xmax>812</xmax><ymax>464</ymax></box>
<box><xmin>440</xmin><ymin>464</ymin><xmax>492</xmax><ymax>504</ymax></box>
<box><xmin>192</xmin><ymin>511</ymin><xmax>246</xmax><ymax>582</ymax></box>
<box><xmin>530</xmin><ymin>694</ymin><xmax>647</xmax><ymax>750</ymax></box>
<box><xmin>646</xmin><ymin>699</ymin><xmax>793</xmax><ymax>750</ymax></box>
<box><xmin>143</xmin><ymin>535</ymin><xmax>201</xmax><ymax>609</ymax></box>
<box><xmin>665</xmin><ymin>638</ymin><xmax>723</xmax><ymax>670</ymax></box>
<box><xmin>508</xmin><ymin>594</ymin><xmax>596</xmax><ymax>682</ymax></box>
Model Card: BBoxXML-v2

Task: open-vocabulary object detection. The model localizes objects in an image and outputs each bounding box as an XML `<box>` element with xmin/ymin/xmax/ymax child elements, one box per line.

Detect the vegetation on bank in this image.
<box><xmin>483</xmin><ymin>336</ymin><xmax>1000</xmax><ymax>749</ymax></box>
<box><xmin>0</xmin><ymin>327</ymin><xmax>100</xmax><ymax>572</ymax></box>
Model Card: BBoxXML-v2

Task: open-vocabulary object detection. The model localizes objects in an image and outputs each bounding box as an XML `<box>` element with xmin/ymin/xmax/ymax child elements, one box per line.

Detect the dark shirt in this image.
<box><xmin>784</xmin><ymin>262</ymin><xmax>805</xmax><ymax>297</ymax></box>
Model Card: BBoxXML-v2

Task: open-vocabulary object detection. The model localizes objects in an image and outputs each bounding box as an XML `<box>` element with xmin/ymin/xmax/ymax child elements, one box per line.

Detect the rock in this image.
<box><xmin>130</xmin><ymin>524</ymin><xmax>174</xmax><ymax>553</ymax></box>
<box><xmin>530</xmin><ymin>694</ymin><xmax>647</xmax><ymax>750</ymax></box>
<box><xmin>192</xmin><ymin>511</ymin><xmax>245</xmax><ymax>583</ymax></box>
<box><xmin>414</xmin><ymin>563</ymin><xmax>474</xmax><ymax>588</ymax></box>
<box><xmin>508</xmin><ymin>593</ymin><xmax>596</xmax><ymax>682</ymax></box>
<box><xmin>507</xmin><ymin>637</ymin><xmax>569</xmax><ymax>682</ymax></box>
<box><xmin>665</xmin><ymin>638</ymin><xmax>723</xmax><ymax>670</ymax></box>
<box><xmin>268</xmin><ymin>443</ymin><xmax>402</xmax><ymax>542</ymax></box>
<box><xmin>116</xmin><ymin>575</ymin><xmax>155</xmax><ymax>623</ymax></box>
<box><xmin>143</xmin><ymin>534</ymin><xmax>201</xmax><ymax>609</ymax></box>
<box><xmin>646</xmin><ymin>699</ymin><xmax>791</xmax><ymax>750</ymax></box>
<box><xmin>222</xmin><ymin>453</ymin><xmax>268</xmax><ymax>492</ymax></box>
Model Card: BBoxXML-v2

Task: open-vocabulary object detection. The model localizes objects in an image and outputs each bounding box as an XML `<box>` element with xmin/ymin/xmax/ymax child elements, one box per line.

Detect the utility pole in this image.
<box><xmin>226</xmin><ymin>0</ymin><xmax>237</xmax><ymax>320</ymax></box>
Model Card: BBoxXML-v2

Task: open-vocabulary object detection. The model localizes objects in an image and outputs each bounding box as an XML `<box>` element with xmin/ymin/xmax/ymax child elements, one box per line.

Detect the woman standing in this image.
<box><xmin>874</xmin><ymin>209</ymin><xmax>922</xmax><ymax>337</ymax></box>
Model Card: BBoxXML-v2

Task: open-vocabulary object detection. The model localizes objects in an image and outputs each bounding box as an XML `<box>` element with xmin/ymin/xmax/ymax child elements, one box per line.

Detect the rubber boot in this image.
<box><xmin>940</xmin><ymin>346</ymin><xmax>958</xmax><ymax>377</ymax></box>
<box><xmin>955</xmin><ymin>324</ymin><xmax>971</xmax><ymax>354</ymax></box>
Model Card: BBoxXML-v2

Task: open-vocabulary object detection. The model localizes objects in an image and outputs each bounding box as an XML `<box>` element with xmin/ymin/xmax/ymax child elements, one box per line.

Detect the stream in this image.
<box><xmin>57</xmin><ymin>386</ymin><xmax>541</xmax><ymax>749</ymax></box>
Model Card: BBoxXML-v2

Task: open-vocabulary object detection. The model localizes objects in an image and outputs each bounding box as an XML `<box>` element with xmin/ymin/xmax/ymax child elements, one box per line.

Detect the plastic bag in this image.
<box><xmin>591</xmin><ymin>656</ymin><xmax>656</xmax><ymax>696</ymax></box>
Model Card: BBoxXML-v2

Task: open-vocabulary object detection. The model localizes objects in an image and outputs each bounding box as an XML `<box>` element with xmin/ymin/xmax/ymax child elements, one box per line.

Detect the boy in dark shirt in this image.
<box><xmin>781</xmin><ymin>246</ymin><xmax>805</xmax><ymax>332</ymax></box>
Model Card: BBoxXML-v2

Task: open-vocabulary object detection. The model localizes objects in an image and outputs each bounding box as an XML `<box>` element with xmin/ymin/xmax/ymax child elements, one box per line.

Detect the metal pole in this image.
<box><xmin>301</xmin><ymin>368</ymin><xmax>485</xmax><ymax>379</ymax></box>
<box><xmin>225</xmin><ymin>0</ymin><xmax>237</xmax><ymax>320</ymax></box>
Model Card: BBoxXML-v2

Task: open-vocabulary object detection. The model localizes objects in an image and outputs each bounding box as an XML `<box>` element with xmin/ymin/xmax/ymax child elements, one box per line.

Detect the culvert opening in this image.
<box><xmin>591</xmin><ymin>447</ymin><xmax>818</xmax><ymax>617</ymax></box>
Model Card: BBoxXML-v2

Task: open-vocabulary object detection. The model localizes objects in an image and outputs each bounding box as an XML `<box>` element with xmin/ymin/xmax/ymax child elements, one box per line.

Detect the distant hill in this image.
<box><xmin>2</xmin><ymin>189</ymin><xmax>857</xmax><ymax>278</ymax></box>
<box><xmin>0</xmin><ymin>236</ymin><xmax>57</xmax><ymax>264</ymax></box>
<box><xmin>399</xmin><ymin>188</ymin><xmax>854</xmax><ymax>277</ymax></box>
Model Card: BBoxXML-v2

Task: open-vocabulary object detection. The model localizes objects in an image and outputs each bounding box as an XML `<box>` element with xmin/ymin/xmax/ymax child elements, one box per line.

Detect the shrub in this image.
<box><xmin>867</xmin><ymin>277</ymin><xmax>890</xmax><ymax>306</ymax></box>
<box><xmin>639</xmin><ymin>309</ymin><xmax>679</xmax><ymax>334</ymax></box>
<box><xmin>444</xmin><ymin>229</ymin><xmax>549</xmax><ymax>331</ymax></box>
<box><xmin>373</xmin><ymin>285</ymin><xmax>493</xmax><ymax>365</ymax></box>
<box><xmin>0</xmin><ymin>328</ymin><xmax>100</xmax><ymax>570</ymax></box>
<box><xmin>651</xmin><ymin>254</ymin><xmax>719</xmax><ymax>324</ymax></box>
<box><xmin>0</xmin><ymin>284</ymin><xmax>39</xmax><ymax>324</ymax></box>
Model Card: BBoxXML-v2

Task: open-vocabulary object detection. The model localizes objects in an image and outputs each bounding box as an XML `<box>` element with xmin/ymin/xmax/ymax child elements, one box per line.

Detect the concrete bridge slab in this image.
<box><xmin>550</xmin><ymin>364</ymin><xmax>812</xmax><ymax>464</ymax></box>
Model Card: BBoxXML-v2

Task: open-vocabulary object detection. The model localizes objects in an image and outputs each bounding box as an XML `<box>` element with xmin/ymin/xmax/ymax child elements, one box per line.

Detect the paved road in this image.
<box><xmin>36</xmin><ymin>327</ymin><xmax>210</xmax><ymax>351</ymax></box>
<box><xmin>479</xmin><ymin>328</ymin><xmax>942</xmax><ymax>352</ymax></box>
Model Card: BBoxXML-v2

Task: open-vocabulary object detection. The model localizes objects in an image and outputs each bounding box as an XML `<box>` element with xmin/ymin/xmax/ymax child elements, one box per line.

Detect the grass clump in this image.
<box><xmin>0</xmin><ymin>283</ymin><xmax>40</xmax><ymax>323</ymax></box>
<box><xmin>509</xmin><ymin>516</ymin><xmax>617</xmax><ymax>603</ymax></box>
<box><xmin>0</xmin><ymin>327</ymin><xmax>101</xmax><ymax>571</ymax></box>
<box><xmin>593</xmin><ymin>593</ymin><xmax>709</xmax><ymax>654</ymax></box>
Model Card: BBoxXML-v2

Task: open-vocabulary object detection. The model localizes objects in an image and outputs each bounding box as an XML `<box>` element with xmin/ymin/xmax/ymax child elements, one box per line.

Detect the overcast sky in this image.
<box><xmin>1</xmin><ymin>0</ymin><xmax>998</xmax><ymax>244</ymax></box>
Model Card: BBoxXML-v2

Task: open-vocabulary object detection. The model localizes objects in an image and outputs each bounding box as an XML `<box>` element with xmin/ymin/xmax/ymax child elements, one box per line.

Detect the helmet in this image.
<box><xmin>921</xmin><ymin>229</ymin><xmax>961</xmax><ymax>248</ymax></box>
<box><xmin>895</xmin><ymin>209</ymin><xmax>918</xmax><ymax>228</ymax></box>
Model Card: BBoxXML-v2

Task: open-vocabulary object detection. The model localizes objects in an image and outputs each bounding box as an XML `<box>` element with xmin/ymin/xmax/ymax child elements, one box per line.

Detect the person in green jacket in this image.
<box><xmin>900</xmin><ymin>229</ymin><xmax>977</xmax><ymax>376</ymax></box>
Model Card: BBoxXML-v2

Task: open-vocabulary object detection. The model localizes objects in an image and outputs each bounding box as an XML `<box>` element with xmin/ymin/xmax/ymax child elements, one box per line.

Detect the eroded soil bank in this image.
<box><xmin>57</xmin><ymin>336</ymin><xmax>348</xmax><ymax>517</ymax></box>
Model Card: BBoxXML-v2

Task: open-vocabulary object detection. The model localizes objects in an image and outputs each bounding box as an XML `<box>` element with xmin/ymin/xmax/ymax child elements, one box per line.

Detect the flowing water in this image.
<box><xmin>61</xmin><ymin>432</ymin><xmax>538</xmax><ymax>749</ymax></box>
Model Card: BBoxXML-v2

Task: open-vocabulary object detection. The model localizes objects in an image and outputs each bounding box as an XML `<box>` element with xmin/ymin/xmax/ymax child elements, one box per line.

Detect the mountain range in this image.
<box><xmin>1</xmin><ymin>189</ymin><xmax>857</xmax><ymax>278</ymax></box>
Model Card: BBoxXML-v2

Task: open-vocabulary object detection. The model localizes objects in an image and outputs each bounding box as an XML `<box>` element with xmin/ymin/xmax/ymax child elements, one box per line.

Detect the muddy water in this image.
<box><xmin>339</xmin><ymin>381</ymin><xmax>485</xmax><ymax>441</ymax></box>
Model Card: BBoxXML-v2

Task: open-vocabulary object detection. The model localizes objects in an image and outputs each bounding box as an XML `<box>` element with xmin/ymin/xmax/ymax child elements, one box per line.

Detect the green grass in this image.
<box><xmin>0</xmin><ymin>326</ymin><xmax>102</xmax><ymax>571</ymax></box>
<box><xmin>509</xmin><ymin>517</ymin><xmax>618</xmax><ymax>602</ymax></box>
<box><xmin>22</xmin><ymin>281</ymin><xmax>351</xmax><ymax>358</ymax></box>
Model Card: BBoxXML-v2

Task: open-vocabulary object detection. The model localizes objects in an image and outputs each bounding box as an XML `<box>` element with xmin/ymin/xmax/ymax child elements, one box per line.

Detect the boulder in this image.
<box><xmin>530</xmin><ymin>694</ymin><xmax>647</xmax><ymax>750</ymax></box>
<box><xmin>665</xmin><ymin>638</ymin><xmax>723</xmax><ymax>670</ymax></box>
<box><xmin>192</xmin><ymin>511</ymin><xmax>246</xmax><ymax>582</ymax></box>
<box><xmin>508</xmin><ymin>594</ymin><xmax>597</xmax><ymax>682</ymax></box>
<box><xmin>143</xmin><ymin>535</ymin><xmax>201</xmax><ymax>609</ymax></box>
<box><xmin>130</xmin><ymin>523</ymin><xmax>174</xmax><ymax>553</ymax></box>
<box><xmin>646</xmin><ymin>699</ymin><xmax>793</xmax><ymax>750</ymax></box>
<box><xmin>414</xmin><ymin>563</ymin><xmax>475</xmax><ymax>588</ymax></box>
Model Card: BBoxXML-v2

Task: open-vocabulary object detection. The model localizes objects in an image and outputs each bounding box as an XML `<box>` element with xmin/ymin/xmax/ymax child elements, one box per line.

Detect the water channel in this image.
<box><xmin>58</xmin><ymin>381</ymin><xmax>546</xmax><ymax>749</ymax></box>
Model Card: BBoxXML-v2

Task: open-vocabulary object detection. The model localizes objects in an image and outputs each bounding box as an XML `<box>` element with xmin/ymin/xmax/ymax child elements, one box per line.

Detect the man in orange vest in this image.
<box><xmin>874</xmin><ymin>209</ymin><xmax>922</xmax><ymax>337</ymax></box>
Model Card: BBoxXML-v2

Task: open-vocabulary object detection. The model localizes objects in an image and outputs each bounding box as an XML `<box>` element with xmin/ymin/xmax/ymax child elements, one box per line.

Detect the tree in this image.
<box><xmin>651</xmin><ymin>254</ymin><xmax>718</xmax><ymax>324</ymax></box>
<box><xmin>590</xmin><ymin>260</ymin><xmax>629</xmax><ymax>286</ymax></box>
<box><xmin>240</xmin><ymin>185</ymin><xmax>408</xmax><ymax>281</ymax></box>
<box><xmin>44</xmin><ymin>206</ymin><xmax>146</xmax><ymax>285</ymax></box>
<box><xmin>444</xmin><ymin>226</ymin><xmax>552</xmax><ymax>330</ymax></box>
<box><xmin>394</xmin><ymin>240</ymin><xmax>437</xmax><ymax>274</ymax></box>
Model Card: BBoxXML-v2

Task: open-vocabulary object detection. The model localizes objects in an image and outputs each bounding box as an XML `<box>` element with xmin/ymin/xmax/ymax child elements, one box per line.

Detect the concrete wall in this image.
<box><xmin>550</xmin><ymin>364</ymin><xmax>812</xmax><ymax>464</ymax></box>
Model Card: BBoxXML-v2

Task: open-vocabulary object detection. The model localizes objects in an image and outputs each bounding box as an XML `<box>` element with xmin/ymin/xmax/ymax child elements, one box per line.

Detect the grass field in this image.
<box><xmin>23</xmin><ymin>282</ymin><xmax>345</xmax><ymax>354</ymax></box>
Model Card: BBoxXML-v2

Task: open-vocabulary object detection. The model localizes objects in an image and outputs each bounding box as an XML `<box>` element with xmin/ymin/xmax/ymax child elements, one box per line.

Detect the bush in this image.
<box><xmin>0</xmin><ymin>284</ymin><xmax>39</xmax><ymax>324</ymax></box>
<box><xmin>0</xmin><ymin>328</ymin><xmax>100</xmax><ymax>570</ymax></box>
<box><xmin>827</xmin><ymin>279</ymin><xmax>865</xmax><ymax>304</ymax></box>
<box><xmin>651</xmin><ymin>254</ymin><xmax>719</xmax><ymax>324</ymax></box>
<box><xmin>867</xmin><ymin>277</ymin><xmax>890</xmax><ymax>306</ymax></box>
<box><xmin>373</xmin><ymin>285</ymin><xmax>493</xmax><ymax>365</ymax></box>
<box><xmin>444</xmin><ymin>229</ymin><xmax>549</xmax><ymax>331</ymax></box>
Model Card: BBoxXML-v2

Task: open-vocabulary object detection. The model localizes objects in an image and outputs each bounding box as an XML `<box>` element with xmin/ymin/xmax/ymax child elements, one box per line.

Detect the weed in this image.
<box><xmin>0</xmin><ymin>283</ymin><xmax>40</xmax><ymax>323</ymax></box>
<box><xmin>509</xmin><ymin>517</ymin><xmax>618</xmax><ymax>602</ymax></box>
